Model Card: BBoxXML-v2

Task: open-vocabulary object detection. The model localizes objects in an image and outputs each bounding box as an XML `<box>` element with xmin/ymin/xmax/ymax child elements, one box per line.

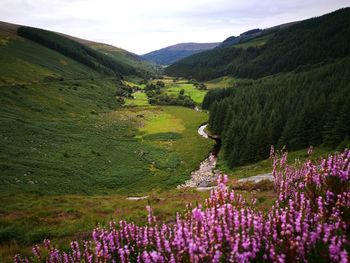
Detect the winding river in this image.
<box><xmin>177</xmin><ymin>123</ymin><xmax>221</xmax><ymax>189</ymax></box>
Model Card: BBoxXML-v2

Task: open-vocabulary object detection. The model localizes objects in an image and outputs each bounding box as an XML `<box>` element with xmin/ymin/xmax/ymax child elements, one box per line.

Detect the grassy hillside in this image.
<box><xmin>58</xmin><ymin>32</ymin><xmax>155</xmax><ymax>75</ymax></box>
<box><xmin>0</xmin><ymin>21</ymin><xmax>214</xmax><ymax>261</ymax></box>
<box><xmin>0</xmin><ymin>78</ymin><xmax>212</xmax><ymax>195</ymax></box>
<box><xmin>16</xmin><ymin>26</ymin><xmax>138</xmax><ymax>77</ymax></box>
<box><xmin>165</xmin><ymin>8</ymin><xmax>350</xmax><ymax>80</ymax></box>
<box><xmin>0</xmin><ymin>76</ymin><xmax>213</xmax><ymax>260</ymax></box>
<box><xmin>0</xmin><ymin>26</ymin><xmax>103</xmax><ymax>84</ymax></box>
<box><xmin>0</xmin><ymin>21</ymin><xmax>157</xmax><ymax>83</ymax></box>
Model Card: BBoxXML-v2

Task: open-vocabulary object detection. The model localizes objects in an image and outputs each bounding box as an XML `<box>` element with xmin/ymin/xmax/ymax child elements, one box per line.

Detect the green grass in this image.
<box><xmin>0</xmin><ymin>80</ymin><xmax>213</xmax><ymax>195</ymax></box>
<box><xmin>139</xmin><ymin>109</ymin><xmax>184</xmax><ymax>134</ymax></box>
<box><xmin>0</xmin><ymin>32</ymin><xmax>102</xmax><ymax>85</ymax></box>
<box><xmin>0</xmin><ymin>79</ymin><xmax>213</xmax><ymax>260</ymax></box>
<box><xmin>133</xmin><ymin>106</ymin><xmax>213</xmax><ymax>186</ymax></box>
<box><xmin>125</xmin><ymin>91</ymin><xmax>149</xmax><ymax>106</ymax></box>
<box><xmin>164</xmin><ymin>83</ymin><xmax>207</xmax><ymax>104</ymax></box>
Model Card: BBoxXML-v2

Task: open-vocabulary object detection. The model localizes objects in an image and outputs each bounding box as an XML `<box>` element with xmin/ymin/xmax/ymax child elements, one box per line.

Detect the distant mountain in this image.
<box><xmin>142</xmin><ymin>42</ymin><xmax>220</xmax><ymax>65</ymax></box>
<box><xmin>165</xmin><ymin>8</ymin><xmax>350</xmax><ymax>80</ymax></box>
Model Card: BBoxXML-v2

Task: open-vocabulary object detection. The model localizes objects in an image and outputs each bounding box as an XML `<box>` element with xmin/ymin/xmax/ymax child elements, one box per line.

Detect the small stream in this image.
<box><xmin>177</xmin><ymin>123</ymin><xmax>222</xmax><ymax>189</ymax></box>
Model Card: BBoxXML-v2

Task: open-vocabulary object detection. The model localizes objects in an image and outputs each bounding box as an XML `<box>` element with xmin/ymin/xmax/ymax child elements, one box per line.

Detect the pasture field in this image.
<box><xmin>164</xmin><ymin>83</ymin><xmax>207</xmax><ymax>104</ymax></box>
<box><xmin>124</xmin><ymin>91</ymin><xmax>149</xmax><ymax>106</ymax></box>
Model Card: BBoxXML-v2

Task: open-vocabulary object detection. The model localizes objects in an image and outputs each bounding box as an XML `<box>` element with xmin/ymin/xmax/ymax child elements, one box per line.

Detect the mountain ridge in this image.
<box><xmin>142</xmin><ymin>42</ymin><xmax>219</xmax><ymax>65</ymax></box>
<box><xmin>165</xmin><ymin>7</ymin><xmax>350</xmax><ymax>80</ymax></box>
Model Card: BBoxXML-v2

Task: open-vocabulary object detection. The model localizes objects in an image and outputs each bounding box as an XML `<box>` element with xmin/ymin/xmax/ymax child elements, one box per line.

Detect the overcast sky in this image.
<box><xmin>1</xmin><ymin>0</ymin><xmax>349</xmax><ymax>54</ymax></box>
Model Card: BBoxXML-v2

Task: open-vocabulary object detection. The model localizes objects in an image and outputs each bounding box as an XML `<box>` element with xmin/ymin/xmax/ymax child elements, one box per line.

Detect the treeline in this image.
<box><xmin>166</xmin><ymin>8</ymin><xmax>350</xmax><ymax>80</ymax></box>
<box><xmin>203</xmin><ymin>58</ymin><xmax>350</xmax><ymax>167</ymax></box>
<box><xmin>17</xmin><ymin>26</ymin><xmax>137</xmax><ymax>77</ymax></box>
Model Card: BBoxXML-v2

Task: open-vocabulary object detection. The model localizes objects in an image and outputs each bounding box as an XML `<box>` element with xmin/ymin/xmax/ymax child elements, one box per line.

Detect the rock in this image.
<box><xmin>198</xmin><ymin>181</ymin><xmax>208</xmax><ymax>187</ymax></box>
<box><xmin>237</xmin><ymin>173</ymin><xmax>273</xmax><ymax>183</ymax></box>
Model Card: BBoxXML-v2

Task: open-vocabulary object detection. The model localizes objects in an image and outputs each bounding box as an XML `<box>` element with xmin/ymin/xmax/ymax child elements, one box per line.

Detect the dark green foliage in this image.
<box><xmin>204</xmin><ymin>58</ymin><xmax>350</xmax><ymax>167</ymax></box>
<box><xmin>166</xmin><ymin>8</ymin><xmax>350</xmax><ymax>80</ymax></box>
<box><xmin>17</xmin><ymin>26</ymin><xmax>138</xmax><ymax>77</ymax></box>
<box><xmin>144</xmin><ymin>81</ymin><xmax>196</xmax><ymax>108</ymax></box>
<box><xmin>115</xmin><ymin>80</ymin><xmax>134</xmax><ymax>98</ymax></box>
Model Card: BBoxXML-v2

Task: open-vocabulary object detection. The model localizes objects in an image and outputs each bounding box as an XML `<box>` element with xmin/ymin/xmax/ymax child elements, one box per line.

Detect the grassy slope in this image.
<box><xmin>0</xmin><ymin>30</ymin><xmax>102</xmax><ymax>84</ymax></box>
<box><xmin>0</xmin><ymin>85</ymin><xmax>213</xmax><ymax>261</ymax></box>
<box><xmin>0</xmin><ymin>26</ymin><xmax>213</xmax><ymax>261</ymax></box>
<box><xmin>58</xmin><ymin>31</ymin><xmax>156</xmax><ymax>76</ymax></box>
<box><xmin>0</xmin><ymin>80</ymin><xmax>212</xmax><ymax>195</ymax></box>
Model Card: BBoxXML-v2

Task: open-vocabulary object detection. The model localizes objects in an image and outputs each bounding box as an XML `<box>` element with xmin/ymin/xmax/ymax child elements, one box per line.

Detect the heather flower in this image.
<box><xmin>17</xmin><ymin>150</ymin><xmax>350</xmax><ymax>263</ymax></box>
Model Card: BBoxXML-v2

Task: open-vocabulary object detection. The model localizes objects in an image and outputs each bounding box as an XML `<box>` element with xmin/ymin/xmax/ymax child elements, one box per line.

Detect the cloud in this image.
<box><xmin>0</xmin><ymin>0</ymin><xmax>349</xmax><ymax>54</ymax></box>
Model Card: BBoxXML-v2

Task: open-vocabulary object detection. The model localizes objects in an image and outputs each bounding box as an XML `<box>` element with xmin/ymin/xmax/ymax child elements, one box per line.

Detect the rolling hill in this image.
<box><xmin>142</xmin><ymin>42</ymin><xmax>219</xmax><ymax>65</ymax></box>
<box><xmin>59</xmin><ymin>32</ymin><xmax>157</xmax><ymax>77</ymax></box>
<box><xmin>0</xmin><ymin>21</ymin><xmax>155</xmax><ymax>84</ymax></box>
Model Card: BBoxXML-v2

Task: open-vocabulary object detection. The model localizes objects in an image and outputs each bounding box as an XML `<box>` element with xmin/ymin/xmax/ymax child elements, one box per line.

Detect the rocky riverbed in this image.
<box><xmin>177</xmin><ymin>153</ymin><xmax>220</xmax><ymax>188</ymax></box>
<box><xmin>177</xmin><ymin>124</ymin><xmax>220</xmax><ymax>189</ymax></box>
<box><xmin>177</xmin><ymin>124</ymin><xmax>274</xmax><ymax>189</ymax></box>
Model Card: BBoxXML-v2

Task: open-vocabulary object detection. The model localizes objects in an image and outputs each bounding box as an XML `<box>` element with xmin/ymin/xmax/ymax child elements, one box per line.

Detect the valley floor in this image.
<box><xmin>0</xmin><ymin>76</ymin><xmax>335</xmax><ymax>262</ymax></box>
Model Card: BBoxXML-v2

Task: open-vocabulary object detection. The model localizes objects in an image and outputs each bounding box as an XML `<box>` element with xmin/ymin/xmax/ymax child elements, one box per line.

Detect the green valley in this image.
<box><xmin>0</xmin><ymin>21</ymin><xmax>216</xmax><ymax>262</ymax></box>
<box><xmin>1</xmin><ymin>5</ymin><xmax>350</xmax><ymax>263</ymax></box>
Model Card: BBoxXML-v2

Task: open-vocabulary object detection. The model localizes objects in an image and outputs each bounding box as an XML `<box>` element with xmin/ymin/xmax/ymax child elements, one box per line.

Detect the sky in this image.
<box><xmin>1</xmin><ymin>0</ymin><xmax>349</xmax><ymax>54</ymax></box>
